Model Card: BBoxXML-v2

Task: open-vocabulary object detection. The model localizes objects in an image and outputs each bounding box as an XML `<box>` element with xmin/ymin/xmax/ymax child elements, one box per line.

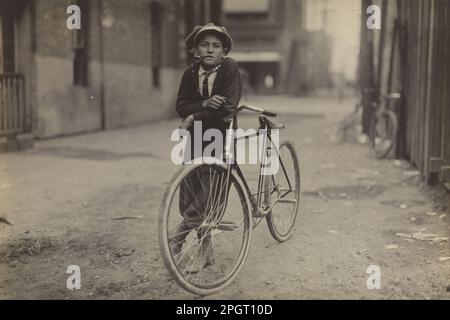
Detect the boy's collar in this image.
<box><xmin>198</xmin><ymin>63</ymin><xmax>221</xmax><ymax>76</ymax></box>
<box><xmin>191</xmin><ymin>57</ymin><xmax>225</xmax><ymax>73</ymax></box>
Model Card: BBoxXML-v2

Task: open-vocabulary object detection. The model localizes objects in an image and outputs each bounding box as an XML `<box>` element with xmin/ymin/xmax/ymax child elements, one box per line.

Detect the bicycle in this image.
<box><xmin>369</xmin><ymin>92</ymin><xmax>401</xmax><ymax>159</ymax></box>
<box><xmin>159</xmin><ymin>105</ymin><xmax>300</xmax><ymax>295</ymax></box>
<box><xmin>337</xmin><ymin>88</ymin><xmax>400</xmax><ymax>159</ymax></box>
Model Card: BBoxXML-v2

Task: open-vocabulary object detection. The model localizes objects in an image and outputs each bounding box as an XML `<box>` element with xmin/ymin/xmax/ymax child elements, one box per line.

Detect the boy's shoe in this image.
<box><xmin>185</xmin><ymin>240</ymin><xmax>214</xmax><ymax>274</ymax></box>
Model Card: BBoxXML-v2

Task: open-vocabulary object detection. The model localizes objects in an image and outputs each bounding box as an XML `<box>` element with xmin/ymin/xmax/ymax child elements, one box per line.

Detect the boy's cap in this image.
<box><xmin>185</xmin><ymin>23</ymin><xmax>233</xmax><ymax>53</ymax></box>
<box><xmin>185</xmin><ymin>25</ymin><xmax>203</xmax><ymax>49</ymax></box>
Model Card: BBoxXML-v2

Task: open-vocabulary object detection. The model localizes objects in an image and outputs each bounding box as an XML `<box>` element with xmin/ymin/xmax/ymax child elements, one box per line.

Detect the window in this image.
<box><xmin>72</xmin><ymin>0</ymin><xmax>88</xmax><ymax>86</ymax></box>
<box><xmin>223</xmin><ymin>0</ymin><xmax>269</xmax><ymax>13</ymax></box>
<box><xmin>73</xmin><ymin>48</ymin><xmax>87</xmax><ymax>86</ymax></box>
<box><xmin>223</xmin><ymin>0</ymin><xmax>269</xmax><ymax>19</ymax></box>
<box><xmin>0</xmin><ymin>13</ymin><xmax>16</xmax><ymax>73</ymax></box>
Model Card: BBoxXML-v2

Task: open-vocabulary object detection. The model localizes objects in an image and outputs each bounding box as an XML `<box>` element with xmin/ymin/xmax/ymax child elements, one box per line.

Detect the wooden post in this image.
<box><xmin>359</xmin><ymin>0</ymin><xmax>376</xmax><ymax>135</ymax></box>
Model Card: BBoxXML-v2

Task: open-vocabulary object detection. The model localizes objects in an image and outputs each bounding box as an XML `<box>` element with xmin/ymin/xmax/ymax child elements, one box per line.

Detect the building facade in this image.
<box><xmin>359</xmin><ymin>0</ymin><xmax>450</xmax><ymax>190</ymax></box>
<box><xmin>222</xmin><ymin>0</ymin><xmax>332</xmax><ymax>95</ymax></box>
<box><xmin>0</xmin><ymin>0</ymin><xmax>220</xmax><ymax>147</ymax></box>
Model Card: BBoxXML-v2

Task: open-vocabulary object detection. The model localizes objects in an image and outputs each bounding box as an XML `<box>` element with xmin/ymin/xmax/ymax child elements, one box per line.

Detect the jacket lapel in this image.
<box><xmin>190</xmin><ymin>62</ymin><xmax>201</xmax><ymax>95</ymax></box>
<box><xmin>211</xmin><ymin>60</ymin><xmax>227</xmax><ymax>95</ymax></box>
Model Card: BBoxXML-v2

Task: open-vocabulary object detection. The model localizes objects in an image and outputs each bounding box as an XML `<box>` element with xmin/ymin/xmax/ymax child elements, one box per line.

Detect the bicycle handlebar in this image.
<box><xmin>361</xmin><ymin>88</ymin><xmax>401</xmax><ymax>100</ymax></box>
<box><xmin>383</xmin><ymin>92</ymin><xmax>401</xmax><ymax>100</ymax></box>
<box><xmin>262</xmin><ymin>110</ymin><xmax>277</xmax><ymax>117</ymax></box>
<box><xmin>237</xmin><ymin>105</ymin><xmax>277</xmax><ymax>117</ymax></box>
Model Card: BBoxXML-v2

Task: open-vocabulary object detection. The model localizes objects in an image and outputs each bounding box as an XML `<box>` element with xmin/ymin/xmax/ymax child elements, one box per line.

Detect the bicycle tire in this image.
<box><xmin>373</xmin><ymin>110</ymin><xmax>398</xmax><ymax>159</ymax></box>
<box><xmin>264</xmin><ymin>139</ymin><xmax>301</xmax><ymax>242</ymax></box>
<box><xmin>159</xmin><ymin>162</ymin><xmax>251</xmax><ymax>296</ymax></box>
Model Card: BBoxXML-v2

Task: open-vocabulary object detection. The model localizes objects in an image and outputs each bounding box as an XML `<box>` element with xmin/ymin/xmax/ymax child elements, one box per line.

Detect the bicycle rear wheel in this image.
<box><xmin>159</xmin><ymin>163</ymin><xmax>251</xmax><ymax>296</ymax></box>
<box><xmin>372</xmin><ymin>110</ymin><xmax>398</xmax><ymax>159</ymax></box>
<box><xmin>264</xmin><ymin>139</ymin><xmax>301</xmax><ymax>242</ymax></box>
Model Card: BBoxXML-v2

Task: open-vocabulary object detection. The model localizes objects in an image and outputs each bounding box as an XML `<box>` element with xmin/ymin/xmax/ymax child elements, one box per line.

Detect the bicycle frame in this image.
<box><xmin>220</xmin><ymin>116</ymin><xmax>294</xmax><ymax>229</ymax></box>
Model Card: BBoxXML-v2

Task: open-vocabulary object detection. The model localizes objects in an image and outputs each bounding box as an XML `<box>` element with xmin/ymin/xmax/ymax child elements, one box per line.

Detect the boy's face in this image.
<box><xmin>195</xmin><ymin>34</ymin><xmax>226</xmax><ymax>69</ymax></box>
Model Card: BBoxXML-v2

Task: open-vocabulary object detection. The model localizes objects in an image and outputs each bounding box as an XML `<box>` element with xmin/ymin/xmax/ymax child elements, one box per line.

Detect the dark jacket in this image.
<box><xmin>175</xmin><ymin>57</ymin><xmax>242</xmax><ymax>134</ymax></box>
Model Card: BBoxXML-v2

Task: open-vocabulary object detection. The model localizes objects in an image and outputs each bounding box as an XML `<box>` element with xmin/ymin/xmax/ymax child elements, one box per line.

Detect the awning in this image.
<box><xmin>229</xmin><ymin>51</ymin><xmax>281</xmax><ymax>63</ymax></box>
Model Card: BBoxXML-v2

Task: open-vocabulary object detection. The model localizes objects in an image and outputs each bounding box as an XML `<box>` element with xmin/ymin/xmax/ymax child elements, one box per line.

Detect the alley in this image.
<box><xmin>0</xmin><ymin>96</ymin><xmax>448</xmax><ymax>299</ymax></box>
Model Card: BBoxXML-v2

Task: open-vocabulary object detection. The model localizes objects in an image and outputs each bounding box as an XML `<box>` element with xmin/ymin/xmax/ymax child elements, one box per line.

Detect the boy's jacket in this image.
<box><xmin>175</xmin><ymin>57</ymin><xmax>242</xmax><ymax>134</ymax></box>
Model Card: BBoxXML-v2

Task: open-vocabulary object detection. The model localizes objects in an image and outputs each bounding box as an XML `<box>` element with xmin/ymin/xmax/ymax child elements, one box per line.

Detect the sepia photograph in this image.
<box><xmin>0</xmin><ymin>0</ymin><xmax>449</xmax><ymax>302</ymax></box>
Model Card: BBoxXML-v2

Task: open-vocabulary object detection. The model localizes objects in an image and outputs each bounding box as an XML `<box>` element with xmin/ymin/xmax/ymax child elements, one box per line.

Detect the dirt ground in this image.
<box><xmin>0</xmin><ymin>95</ymin><xmax>449</xmax><ymax>299</ymax></box>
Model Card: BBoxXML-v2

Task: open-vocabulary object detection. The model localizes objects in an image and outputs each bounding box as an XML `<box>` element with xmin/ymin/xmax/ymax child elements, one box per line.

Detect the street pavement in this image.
<box><xmin>0</xmin><ymin>95</ymin><xmax>448</xmax><ymax>299</ymax></box>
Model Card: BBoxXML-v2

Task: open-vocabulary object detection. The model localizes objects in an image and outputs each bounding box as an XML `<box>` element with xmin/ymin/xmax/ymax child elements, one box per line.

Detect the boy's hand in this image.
<box><xmin>179</xmin><ymin>114</ymin><xmax>194</xmax><ymax>130</ymax></box>
<box><xmin>203</xmin><ymin>95</ymin><xmax>228</xmax><ymax>110</ymax></box>
<box><xmin>221</xmin><ymin>102</ymin><xmax>235</xmax><ymax>114</ymax></box>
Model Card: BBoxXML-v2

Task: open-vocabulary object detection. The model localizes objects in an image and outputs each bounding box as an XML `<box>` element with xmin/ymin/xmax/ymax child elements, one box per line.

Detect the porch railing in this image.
<box><xmin>0</xmin><ymin>73</ymin><xmax>27</xmax><ymax>138</ymax></box>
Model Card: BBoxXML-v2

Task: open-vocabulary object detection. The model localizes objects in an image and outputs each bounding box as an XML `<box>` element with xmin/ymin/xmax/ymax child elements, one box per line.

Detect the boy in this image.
<box><xmin>170</xmin><ymin>23</ymin><xmax>242</xmax><ymax>273</ymax></box>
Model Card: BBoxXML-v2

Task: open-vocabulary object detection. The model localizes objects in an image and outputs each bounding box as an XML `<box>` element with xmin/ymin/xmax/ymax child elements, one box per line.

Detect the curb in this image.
<box><xmin>0</xmin><ymin>134</ymin><xmax>34</xmax><ymax>153</ymax></box>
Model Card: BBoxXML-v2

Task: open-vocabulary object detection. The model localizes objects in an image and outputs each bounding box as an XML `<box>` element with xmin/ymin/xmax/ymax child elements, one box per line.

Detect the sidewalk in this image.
<box><xmin>0</xmin><ymin>96</ymin><xmax>448</xmax><ymax>299</ymax></box>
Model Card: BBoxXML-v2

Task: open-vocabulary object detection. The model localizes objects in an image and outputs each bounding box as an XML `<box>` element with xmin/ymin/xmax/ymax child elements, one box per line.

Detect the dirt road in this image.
<box><xmin>0</xmin><ymin>96</ymin><xmax>448</xmax><ymax>299</ymax></box>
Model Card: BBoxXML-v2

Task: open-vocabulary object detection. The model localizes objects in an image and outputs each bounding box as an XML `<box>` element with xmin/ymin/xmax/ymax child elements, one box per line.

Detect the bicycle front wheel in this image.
<box><xmin>264</xmin><ymin>139</ymin><xmax>301</xmax><ymax>242</ymax></box>
<box><xmin>159</xmin><ymin>163</ymin><xmax>251</xmax><ymax>296</ymax></box>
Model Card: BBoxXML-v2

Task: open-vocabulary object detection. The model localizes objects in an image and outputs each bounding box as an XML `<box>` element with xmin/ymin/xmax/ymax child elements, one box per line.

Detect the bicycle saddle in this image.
<box><xmin>265</xmin><ymin>118</ymin><xmax>285</xmax><ymax>130</ymax></box>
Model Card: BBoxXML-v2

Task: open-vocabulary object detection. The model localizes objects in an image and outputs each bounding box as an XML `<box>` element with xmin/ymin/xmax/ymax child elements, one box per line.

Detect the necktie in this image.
<box><xmin>201</xmin><ymin>71</ymin><xmax>212</xmax><ymax>99</ymax></box>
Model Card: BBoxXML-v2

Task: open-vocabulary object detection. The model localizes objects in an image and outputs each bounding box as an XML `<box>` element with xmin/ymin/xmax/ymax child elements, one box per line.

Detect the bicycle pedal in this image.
<box><xmin>217</xmin><ymin>221</ymin><xmax>238</xmax><ymax>231</ymax></box>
